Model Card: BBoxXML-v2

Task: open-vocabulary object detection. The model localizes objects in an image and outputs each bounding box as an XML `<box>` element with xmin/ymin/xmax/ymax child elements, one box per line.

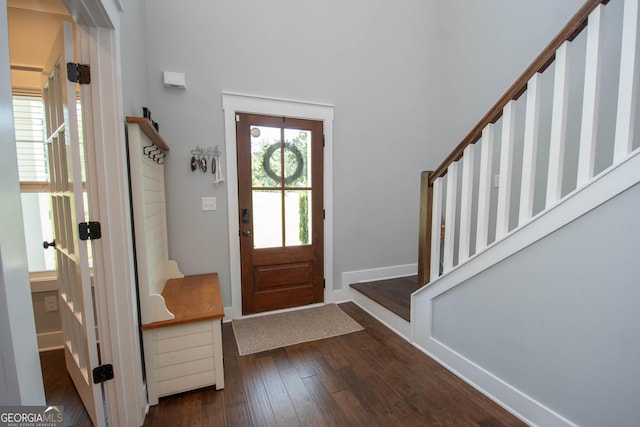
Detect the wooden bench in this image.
<box><xmin>141</xmin><ymin>273</ymin><xmax>225</xmax><ymax>405</ymax></box>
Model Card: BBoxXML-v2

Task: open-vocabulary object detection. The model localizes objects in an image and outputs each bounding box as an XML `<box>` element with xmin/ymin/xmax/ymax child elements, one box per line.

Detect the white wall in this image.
<box><xmin>119</xmin><ymin>0</ymin><xmax>591</xmax><ymax>305</ymax></box>
<box><xmin>0</xmin><ymin>0</ymin><xmax>45</xmax><ymax>404</ymax></box>
<box><xmin>430</xmin><ymin>182</ymin><xmax>640</xmax><ymax>426</ymax></box>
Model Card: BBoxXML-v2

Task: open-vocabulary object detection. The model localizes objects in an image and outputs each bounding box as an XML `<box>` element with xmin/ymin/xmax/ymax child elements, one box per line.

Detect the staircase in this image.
<box><xmin>355</xmin><ymin>1</ymin><xmax>640</xmax><ymax>425</ymax></box>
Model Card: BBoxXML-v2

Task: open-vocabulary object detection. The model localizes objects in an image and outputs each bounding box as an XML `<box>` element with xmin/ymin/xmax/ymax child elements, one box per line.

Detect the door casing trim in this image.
<box><xmin>222</xmin><ymin>92</ymin><xmax>334</xmax><ymax>320</ymax></box>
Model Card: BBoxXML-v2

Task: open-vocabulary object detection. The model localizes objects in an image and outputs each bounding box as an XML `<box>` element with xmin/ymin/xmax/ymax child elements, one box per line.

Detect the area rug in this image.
<box><xmin>232</xmin><ymin>304</ymin><xmax>364</xmax><ymax>356</ymax></box>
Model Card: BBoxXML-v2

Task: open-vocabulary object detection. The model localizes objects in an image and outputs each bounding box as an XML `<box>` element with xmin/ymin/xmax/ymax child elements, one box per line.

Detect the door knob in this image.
<box><xmin>43</xmin><ymin>240</ymin><xmax>56</xmax><ymax>249</ymax></box>
<box><xmin>242</xmin><ymin>230</ymin><xmax>251</xmax><ymax>236</ymax></box>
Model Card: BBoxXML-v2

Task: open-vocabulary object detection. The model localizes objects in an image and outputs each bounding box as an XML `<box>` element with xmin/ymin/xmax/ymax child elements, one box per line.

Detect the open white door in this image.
<box><xmin>42</xmin><ymin>21</ymin><xmax>105</xmax><ymax>427</ymax></box>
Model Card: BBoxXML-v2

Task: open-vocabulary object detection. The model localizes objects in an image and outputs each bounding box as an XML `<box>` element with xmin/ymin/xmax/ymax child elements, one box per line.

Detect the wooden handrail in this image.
<box><xmin>428</xmin><ymin>0</ymin><xmax>610</xmax><ymax>185</ymax></box>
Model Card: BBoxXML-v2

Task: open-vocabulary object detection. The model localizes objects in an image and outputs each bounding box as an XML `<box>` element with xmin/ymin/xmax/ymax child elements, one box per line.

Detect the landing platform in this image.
<box><xmin>350</xmin><ymin>275</ymin><xmax>416</xmax><ymax>322</ymax></box>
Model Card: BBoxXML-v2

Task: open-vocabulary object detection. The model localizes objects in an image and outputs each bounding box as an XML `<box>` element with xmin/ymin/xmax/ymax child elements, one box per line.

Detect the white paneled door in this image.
<box><xmin>42</xmin><ymin>21</ymin><xmax>105</xmax><ymax>427</ymax></box>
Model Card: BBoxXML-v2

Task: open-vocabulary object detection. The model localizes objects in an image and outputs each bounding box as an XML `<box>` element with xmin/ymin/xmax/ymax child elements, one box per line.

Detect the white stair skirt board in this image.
<box><xmin>341</xmin><ymin>263</ymin><xmax>416</xmax><ymax>341</ymax></box>
<box><xmin>351</xmin><ymin>290</ymin><xmax>411</xmax><ymax>342</ymax></box>
<box><xmin>412</xmin><ymin>148</ymin><xmax>640</xmax><ymax>427</ymax></box>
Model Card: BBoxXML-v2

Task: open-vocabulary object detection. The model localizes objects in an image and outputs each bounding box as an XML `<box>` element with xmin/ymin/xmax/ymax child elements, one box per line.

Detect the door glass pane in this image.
<box><xmin>285</xmin><ymin>190</ymin><xmax>312</xmax><ymax>246</ymax></box>
<box><xmin>284</xmin><ymin>128</ymin><xmax>311</xmax><ymax>187</ymax></box>
<box><xmin>251</xmin><ymin>125</ymin><xmax>282</xmax><ymax>187</ymax></box>
<box><xmin>20</xmin><ymin>192</ymin><xmax>56</xmax><ymax>272</ymax></box>
<box><xmin>253</xmin><ymin>190</ymin><xmax>282</xmax><ymax>248</ymax></box>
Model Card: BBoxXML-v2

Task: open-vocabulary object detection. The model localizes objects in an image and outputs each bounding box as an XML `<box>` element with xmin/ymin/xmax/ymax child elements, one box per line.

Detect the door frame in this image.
<box><xmin>1</xmin><ymin>0</ymin><xmax>147</xmax><ymax>425</ymax></box>
<box><xmin>222</xmin><ymin>92</ymin><xmax>335</xmax><ymax>319</ymax></box>
<box><xmin>70</xmin><ymin>5</ymin><xmax>147</xmax><ymax>427</ymax></box>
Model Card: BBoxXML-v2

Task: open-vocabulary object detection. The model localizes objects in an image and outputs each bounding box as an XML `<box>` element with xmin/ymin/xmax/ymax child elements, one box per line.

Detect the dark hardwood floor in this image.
<box><xmin>39</xmin><ymin>349</ymin><xmax>92</xmax><ymax>427</ymax></box>
<box><xmin>350</xmin><ymin>276</ymin><xmax>416</xmax><ymax>321</ymax></box>
<box><xmin>144</xmin><ymin>302</ymin><xmax>525</xmax><ymax>426</ymax></box>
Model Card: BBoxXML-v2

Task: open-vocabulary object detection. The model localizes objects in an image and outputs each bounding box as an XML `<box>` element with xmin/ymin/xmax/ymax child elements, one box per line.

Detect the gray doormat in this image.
<box><xmin>232</xmin><ymin>304</ymin><xmax>364</xmax><ymax>356</ymax></box>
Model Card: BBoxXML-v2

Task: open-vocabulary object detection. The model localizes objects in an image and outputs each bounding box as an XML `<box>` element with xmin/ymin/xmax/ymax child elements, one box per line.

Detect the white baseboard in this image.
<box><xmin>37</xmin><ymin>331</ymin><xmax>63</xmax><ymax>352</ymax></box>
<box><xmin>330</xmin><ymin>287</ymin><xmax>353</xmax><ymax>304</ymax></box>
<box><xmin>411</xmin><ymin>337</ymin><xmax>576</xmax><ymax>427</ymax></box>
<box><xmin>341</xmin><ymin>263</ymin><xmax>417</xmax><ymax>288</ymax></box>
<box><xmin>223</xmin><ymin>306</ymin><xmax>235</xmax><ymax>322</ymax></box>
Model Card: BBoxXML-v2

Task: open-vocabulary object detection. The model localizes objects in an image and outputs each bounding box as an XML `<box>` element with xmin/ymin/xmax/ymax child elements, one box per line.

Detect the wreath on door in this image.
<box><xmin>263</xmin><ymin>142</ymin><xmax>305</xmax><ymax>185</ymax></box>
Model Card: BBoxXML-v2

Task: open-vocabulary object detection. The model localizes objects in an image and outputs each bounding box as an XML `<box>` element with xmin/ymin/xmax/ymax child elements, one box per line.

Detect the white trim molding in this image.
<box><xmin>341</xmin><ymin>263</ymin><xmax>417</xmax><ymax>341</ymax></box>
<box><xmin>221</xmin><ymin>92</ymin><xmax>335</xmax><ymax>319</ymax></box>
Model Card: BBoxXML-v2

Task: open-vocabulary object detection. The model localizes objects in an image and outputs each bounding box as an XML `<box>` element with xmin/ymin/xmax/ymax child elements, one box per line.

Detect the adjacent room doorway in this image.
<box><xmin>236</xmin><ymin>113</ymin><xmax>324</xmax><ymax>314</ymax></box>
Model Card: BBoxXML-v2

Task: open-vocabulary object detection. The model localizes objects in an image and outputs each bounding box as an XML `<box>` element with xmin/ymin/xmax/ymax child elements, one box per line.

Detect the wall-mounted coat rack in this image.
<box><xmin>190</xmin><ymin>145</ymin><xmax>224</xmax><ymax>184</ymax></box>
<box><xmin>127</xmin><ymin>116</ymin><xmax>170</xmax><ymax>164</ymax></box>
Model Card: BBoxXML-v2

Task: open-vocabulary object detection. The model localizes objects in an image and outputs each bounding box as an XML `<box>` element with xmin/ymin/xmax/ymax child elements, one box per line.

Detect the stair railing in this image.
<box><xmin>417</xmin><ymin>0</ymin><xmax>639</xmax><ymax>286</ymax></box>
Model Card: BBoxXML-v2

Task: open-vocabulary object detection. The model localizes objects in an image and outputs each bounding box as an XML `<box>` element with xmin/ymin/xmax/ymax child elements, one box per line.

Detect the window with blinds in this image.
<box><xmin>13</xmin><ymin>94</ymin><xmax>55</xmax><ymax>272</ymax></box>
<box><xmin>13</xmin><ymin>95</ymin><xmax>49</xmax><ymax>187</ymax></box>
<box><xmin>14</xmin><ymin>94</ymin><xmax>90</xmax><ymax>273</ymax></box>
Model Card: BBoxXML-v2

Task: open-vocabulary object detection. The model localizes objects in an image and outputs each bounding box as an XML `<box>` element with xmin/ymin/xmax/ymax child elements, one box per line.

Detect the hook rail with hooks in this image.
<box><xmin>190</xmin><ymin>145</ymin><xmax>224</xmax><ymax>184</ymax></box>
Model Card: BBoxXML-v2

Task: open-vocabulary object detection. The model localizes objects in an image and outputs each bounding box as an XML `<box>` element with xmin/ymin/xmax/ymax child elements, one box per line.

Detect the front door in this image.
<box><xmin>42</xmin><ymin>22</ymin><xmax>105</xmax><ymax>426</ymax></box>
<box><xmin>236</xmin><ymin>113</ymin><xmax>324</xmax><ymax>314</ymax></box>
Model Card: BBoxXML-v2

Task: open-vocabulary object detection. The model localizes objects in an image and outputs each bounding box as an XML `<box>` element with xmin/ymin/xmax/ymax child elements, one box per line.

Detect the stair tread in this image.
<box><xmin>350</xmin><ymin>276</ymin><xmax>416</xmax><ymax>321</ymax></box>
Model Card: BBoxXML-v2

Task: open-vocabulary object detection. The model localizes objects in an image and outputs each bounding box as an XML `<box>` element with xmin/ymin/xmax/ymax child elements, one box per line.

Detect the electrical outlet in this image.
<box><xmin>44</xmin><ymin>295</ymin><xmax>58</xmax><ymax>312</ymax></box>
<box><xmin>202</xmin><ymin>196</ymin><xmax>217</xmax><ymax>211</ymax></box>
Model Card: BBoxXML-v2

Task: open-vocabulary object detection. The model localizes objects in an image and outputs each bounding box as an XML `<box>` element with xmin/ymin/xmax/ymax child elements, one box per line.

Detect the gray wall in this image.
<box><xmin>119</xmin><ymin>0</ymin><xmax>588</xmax><ymax>304</ymax></box>
<box><xmin>432</xmin><ymin>182</ymin><xmax>640</xmax><ymax>427</ymax></box>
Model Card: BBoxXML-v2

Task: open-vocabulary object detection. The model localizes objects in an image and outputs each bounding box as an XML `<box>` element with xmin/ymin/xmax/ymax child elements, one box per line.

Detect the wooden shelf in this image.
<box><xmin>126</xmin><ymin>116</ymin><xmax>170</xmax><ymax>151</ymax></box>
<box><xmin>141</xmin><ymin>273</ymin><xmax>224</xmax><ymax>330</ymax></box>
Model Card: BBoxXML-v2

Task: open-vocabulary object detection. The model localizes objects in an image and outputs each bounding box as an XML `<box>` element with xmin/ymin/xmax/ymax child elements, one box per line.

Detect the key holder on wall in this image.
<box><xmin>190</xmin><ymin>145</ymin><xmax>224</xmax><ymax>185</ymax></box>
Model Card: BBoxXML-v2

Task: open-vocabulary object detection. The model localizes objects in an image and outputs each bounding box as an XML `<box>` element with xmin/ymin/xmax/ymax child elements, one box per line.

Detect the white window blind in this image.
<box><xmin>13</xmin><ymin>95</ymin><xmax>48</xmax><ymax>183</ymax></box>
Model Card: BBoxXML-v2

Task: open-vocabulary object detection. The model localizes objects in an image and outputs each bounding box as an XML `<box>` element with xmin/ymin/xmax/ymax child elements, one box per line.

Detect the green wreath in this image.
<box><xmin>263</xmin><ymin>142</ymin><xmax>305</xmax><ymax>185</ymax></box>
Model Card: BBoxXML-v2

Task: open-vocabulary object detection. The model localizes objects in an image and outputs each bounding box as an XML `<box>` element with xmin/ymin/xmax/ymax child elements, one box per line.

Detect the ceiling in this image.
<box><xmin>7</xmin><ymin>0</ymin><xmax>72</xmax><ymax>90</ymax></box>
<box><xmin>7</xmin><ymin>0</ymin><xmax>69</xmax><ymax>15</ymax></box>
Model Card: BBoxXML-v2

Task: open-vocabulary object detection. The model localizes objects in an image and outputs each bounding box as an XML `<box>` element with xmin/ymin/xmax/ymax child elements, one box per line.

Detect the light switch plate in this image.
<box><xmin>44</xmin><ymin>295</ymin><xmax>58</xmax><ymax>312</ymax></box>
<box><xmin>202</xmin><ymin>196</ymin><xmax>217</xmax><ymax>211</ymax></box>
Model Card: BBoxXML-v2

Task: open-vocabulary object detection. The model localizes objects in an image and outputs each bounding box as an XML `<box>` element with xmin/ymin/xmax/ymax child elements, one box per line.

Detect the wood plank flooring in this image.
<box><xmin>350</xmin><ymin>276</ymin><xmax>416</xmax><ymax>321</ymax></box>
<box><xmin>144</xmin><ymin>302</ymin><xmax>525</xmax><ymax>426</ymax></box>
<box><xmin>39</xmin><ymin>349</ymin><xmax>92</xmax><ymax>427</ymax></box>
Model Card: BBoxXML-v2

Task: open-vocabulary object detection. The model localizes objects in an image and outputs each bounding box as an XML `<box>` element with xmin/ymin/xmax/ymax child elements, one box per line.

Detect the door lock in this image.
<box><xmin>242</xmin><ymin>229</ymin><xmax>251</xmax><ymax>236</ymax></box>
<box><xmin>242</xmin><ymin>208</ymin><xmax>251</xmax><ymax>223</ymax></box>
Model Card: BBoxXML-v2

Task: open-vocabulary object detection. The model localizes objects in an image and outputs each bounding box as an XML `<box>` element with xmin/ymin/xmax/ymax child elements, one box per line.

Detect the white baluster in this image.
<box><xmin>614</xmin><ymin>0</ymin><xmax>640</xmax><ymax>162</ymax></box>
<box><xmin>577</xmin><ymin>5</ymin><xmax>604</xmax><ymax>187</ymax></box>
<box><xmin>459</xmin><ymin>144</ymin><xmax>476</xmax><ymax>262</ymax></box>
<box><xmin>520</xmin><ymin>73</ymin><xmax>542</xmax><ymax>223</ymax></box>
<box><xmin>430</xmin><ymin>177</ymin><xmax>443</xmax><ymax>281</ymax></box>
<box><xmin>496</xmin><ymin>100</ymin><xmax>516</xmax><ymax>239</ymax></box>
<box><xmin>476</xmin><ymin>124</ymin><xmax>495</xmax><ymax>251</ymax></box>
<box><xmin>443</xmin><ymin>162</ymin><xmax>459</xmax><ymax>272</ymax></box>
<box><xmin>546</xmin><ymin>41</ymin><xmax>571</xmax><ymax>207</ymax></box>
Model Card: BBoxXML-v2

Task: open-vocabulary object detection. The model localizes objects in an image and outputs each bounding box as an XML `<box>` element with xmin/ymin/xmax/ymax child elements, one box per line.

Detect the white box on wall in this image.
<box><xmin>162</xmin><ymin>71</ymin><xmax>186</xmax><ymax>88</ymax></box>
